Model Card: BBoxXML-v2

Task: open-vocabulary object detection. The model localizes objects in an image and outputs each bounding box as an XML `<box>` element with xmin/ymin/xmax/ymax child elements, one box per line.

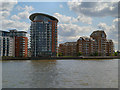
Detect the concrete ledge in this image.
<box><xmin>2</xmin><ymin>56</ymin><xmax>120</xmax><ymax>60</ymax></box>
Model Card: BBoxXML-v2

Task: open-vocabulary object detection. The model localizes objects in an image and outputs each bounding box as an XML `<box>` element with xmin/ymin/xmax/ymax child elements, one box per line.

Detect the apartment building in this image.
<box><xmin>0</xmin><ymin>30</ymin><xmax>28</xmax><ymax>57</ymax></box>
<box><xmin>77</xmin><ymin>36</ymin><xmax>95</xmax><ymax>56</ymax></box>
<box><xmin>58</xmin><ymin>42</ymin><xmax>77</xmax><ymax>56</ymax></box>
<box><xmin>0</xmin><ymin>31</ymin><xmax>15</xmax><ymax>57</ymax></box>
<box><xmin>29</xmin><ymin>13</ymin><xmax>58</xmax><ymax>57</ymax></box>
<box><xmin>58</xmin><ymin>30</ymin><xmax>114</xmax><ymax>56</ymax></box>
<box><xmin>106</xmin><ymin>39</ymin><xmax>114</xmax><ymax>56</ymax></box>
<box><xmin>90</xmin><ymin>30</ymin><xmax>112</xmax><ymax>56</ymax></box>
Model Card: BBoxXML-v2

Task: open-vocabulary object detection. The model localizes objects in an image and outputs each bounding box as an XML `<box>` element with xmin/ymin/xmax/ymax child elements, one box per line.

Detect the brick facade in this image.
<box><xmin>58</xmin><ymin>30</ymin><xmax>114</xmax><ymax>56</ymax></box>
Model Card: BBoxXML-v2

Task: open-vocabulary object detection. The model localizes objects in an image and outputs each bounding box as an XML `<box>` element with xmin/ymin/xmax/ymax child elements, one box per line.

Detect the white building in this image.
<box><xmin>0</xmin><ymin>31</ymin><xmax>15</xmax><ymax>57</ymax></box>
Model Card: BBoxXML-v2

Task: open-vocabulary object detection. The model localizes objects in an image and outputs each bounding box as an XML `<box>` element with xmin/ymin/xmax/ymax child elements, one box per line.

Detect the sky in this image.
<box><xmin>1</xmin><ymin>0</ymin><xmax>120</xmax><ymax>50</ymax></box>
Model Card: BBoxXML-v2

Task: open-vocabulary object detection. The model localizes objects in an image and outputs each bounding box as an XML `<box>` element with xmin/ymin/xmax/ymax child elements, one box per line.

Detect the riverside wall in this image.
<box><xmin>1</xmin><ymin>56</ymin><xmax>120</xmax><ymax>60</ymax></box>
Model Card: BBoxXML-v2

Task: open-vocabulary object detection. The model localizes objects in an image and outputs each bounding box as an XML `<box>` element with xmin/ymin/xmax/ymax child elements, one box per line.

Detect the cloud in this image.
<box><xmin>2</xmin><ymin>19</ymin><xmax>30</xmax><ymax>31</ymax></box>
<box><xmin>58</xmin><ymin>24</ymin><xmax>93</xmax><ymax>36</ymax></box>
<box><xmin>17</xmin><ymin>5</ymin><xmax>34</xmax><ymax>12</ymax></box>
<box><xmin>11</xmin><ymin>15</ymin><xmax>20</xmax><ymax>20</ymax></box>
<box><xmin>54</xmin><ymin>13</ymin><xmax>92</xmax><ymax>24</ymax></box>
<box><xmin>15</xmin><ymin>5</ymin><xmax>34</xmax><ymax>19</ymax></box>
<box><xmin>97</xmin><ymin>22</ymin><xmax>117</xmax><ymax>36</ymax></box>
<box><xmin>97</xmin><ymin>22</ymin><xmax>118</xmax><ymax>50</ymax></box>
<box><xmin>113</xmin><ymin>18</ymin><xmax>120</xmax><ymax>23</ymax></box>
<box><xmin>18</xmin><ymin>11</ymin><xmax>30</xmax><ymax>19</ymax></box>
<box><xmin>54</xmin><ymin>13</ymin><xmax>73</xmax><ymax>23</ymax></box>
<box><xmin>77</xmin><ymin>14</ymin><xmax>92</xmax><ymax>24</ymax></box>
<box><xmin>67</xmin><ymin>1</ymin><xmax>118</xmax><ymax>17</ymax></box>
<box><xmin>1</xmin><ymin>11</ymin><xmax>10</xmax><ymax>19</ymax></box>
<box><xmin>0</xmin><ymin>1</ymin><xmax>17</xmax><ymax>11</ymax></box>
<box><xmin>2</xmin><ymin>5</ymin><xmax>34</xmax><ymax>31</ymax></box>
<box><xmin>58</xmin><ymin>23</ymin><xmax>94</xmax><ymax>44</ymax></box>
<box><xmin>58</xmin><ymin>34</ymin><xmax>80</xmax><ymax>44</ymax></box>
<box><xmin>0</xmin><ymin>1</ymin><xmax>17</xmax><ymax>19</ymax></box>
<box><xmin>59</xmin><ymin>4</ymin><xmax>63</xmax><ymax>8</ymax></box>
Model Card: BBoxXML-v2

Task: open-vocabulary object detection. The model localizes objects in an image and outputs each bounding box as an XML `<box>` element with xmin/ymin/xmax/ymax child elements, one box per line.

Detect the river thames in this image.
<box><xmin>2</xmin><ymin>59</ymin><xmax>118</xmax><ymax>88</ymax></box>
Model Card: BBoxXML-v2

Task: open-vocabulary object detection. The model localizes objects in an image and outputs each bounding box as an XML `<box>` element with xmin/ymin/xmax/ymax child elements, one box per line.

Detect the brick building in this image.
<box><xmin>58</xmin><ymin>42</ymin><xmax>77</xmax><ymax>56</ymax></box>
<box><xmin>58</xmin><ymin>30</ymin><xmax>114</xmax><ymax>56</ymax></box>
<box><xmin>77</xmin><ymin>36</ymin><xmax>95</xmax><ymax>56</ymax></box>
<box><xmin>15</xmin><ymin>36</ymin><xmax>28</xmax><ymax>57</ymax></box>
<box><xmin>106</xmin><ymin>39</ymin><xmax>114</xmax><ymax>56</ymax></box>
<box><xmin>90</xmin><ymin>30</ymin><xmax>107</xmax><ymax>56</ymax></box>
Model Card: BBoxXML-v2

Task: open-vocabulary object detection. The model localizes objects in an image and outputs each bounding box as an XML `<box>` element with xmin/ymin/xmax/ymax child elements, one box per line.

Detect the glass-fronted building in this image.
<box><xmin>29</xmin><ymin>13</ymin><xmax>58</xmax><ymax>57</ymax></box>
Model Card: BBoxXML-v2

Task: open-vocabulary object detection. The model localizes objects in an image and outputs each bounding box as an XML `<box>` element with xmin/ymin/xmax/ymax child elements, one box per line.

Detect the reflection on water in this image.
<box><xmin>2</xmin><ymin>59</ymin><xmax>118</xmax><ymax>88</ymax></box>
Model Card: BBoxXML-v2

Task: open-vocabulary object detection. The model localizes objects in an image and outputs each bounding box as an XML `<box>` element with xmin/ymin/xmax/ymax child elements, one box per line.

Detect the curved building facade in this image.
<box><xmin>29</xmin><ymin>13</ymin><xmax>58</xmax><ymax>57</ymax></box>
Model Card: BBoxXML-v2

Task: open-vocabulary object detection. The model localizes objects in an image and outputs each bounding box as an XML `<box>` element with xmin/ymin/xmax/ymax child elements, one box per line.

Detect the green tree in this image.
<box><xmin>114</xmin><ymin>52</ymin><xmax>118</xmax><ymax>56</ymax></box>
<box><xmin>90</xmin><ymin>54</ymin><xmax>93</xmax><ymax>56</ymax></box>
<box><xmin>93</xmin><ymin>52</ymin><xmax>98</xmax><ymax>56</ymax></box>
<box><xmin>77</xmin><ymin>52</ymin><xmax>82</xmax><ymax>56</ymax></box>
<box><xmin>58</xmin><ymin>52</ymin><xmax>63</xmax><ymax>56</ymax></box>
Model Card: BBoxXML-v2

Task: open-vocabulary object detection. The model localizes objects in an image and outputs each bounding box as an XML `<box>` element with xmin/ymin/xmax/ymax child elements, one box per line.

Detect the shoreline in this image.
<box><xmin>1</xmin><ymin>56</ymin><xmax>120</xmax><ymax>60</ymax></box>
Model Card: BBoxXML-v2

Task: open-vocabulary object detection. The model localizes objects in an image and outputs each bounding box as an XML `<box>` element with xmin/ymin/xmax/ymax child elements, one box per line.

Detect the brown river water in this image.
<box><xmin>2</xmin><ymin>59</ymin><xmax>118</xmax><ymax>88</ymax></box>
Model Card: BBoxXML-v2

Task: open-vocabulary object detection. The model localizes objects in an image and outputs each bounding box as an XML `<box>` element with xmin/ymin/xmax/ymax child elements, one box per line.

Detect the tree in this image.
<box><xmin>77</xmin><ymin>52</ymin><xmax>82</xmax><ymax>56</ymax></box>
<box><xmin>58</xmin><ymin>52</ymin><xmax>63</xmax><ymax>56</ymax></box>
<box><xmin>93</xmin><ymin>52</ymin><xmax>98</xmax><ymax>56</ymax></box>
<box><xmin>114</xmin><ymin>52</ymin><xmax>118</xmax><ymax>56</ymax></box>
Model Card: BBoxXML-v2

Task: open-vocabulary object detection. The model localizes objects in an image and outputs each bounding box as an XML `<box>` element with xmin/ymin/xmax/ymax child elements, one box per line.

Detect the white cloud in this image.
<box><xmin>17</xmin><ymin>5</ymin><xmax>34</xmax><ymax>12</ymax></box>
<box><xmin>11</xmin><ymin>15</ymin><xmax>20</xmax><ymax>20</ymax></box>
<box><xmin>97</xmin><ymin>22</ymin><xmax>118</xmax><ymax>50</ymax></box>
<box><xmin>2</xmin><ymin>19</ymin><xmax>30</xmax><ymax>31</ymax></box>
<box><xmin>0</xmin><ymin>1</ymin><xmax>18</xmax><ymax>19</ymax></box>
<box><xmin>77</xmin><ymin>14</ymin><xmax>92</xmax><ymax>24</ymax></box>
<box><xmin>23</xmin><ymin>5</ymin><xmax>34</xmax><ymax>12</ymax></box>
<box><xmin>18</xmin><ymin>11</ymin><xmax>30</xmax><ymax>19</ymax></box>
<box><xmin>54</xmin><ymin>13</ymin><xmax>92</xmax><ymax>24</ymax></box>
<box><xmin>54</xmin><ymin>13</ymin><xmax>73</xmax><ymax>23</ymax></box>
<box><xmin>67</xmin><ymin>1</ymin><xmax>118</xmax><ymax>17</ymax></box>
<box><xmin>97</xmin><ymin>22</ymin><xmax>117</xmax><ymax>34</ymax></box>
<box><xmin>59</xmin><ymin>4</ymin><xmax>63</xmax><ymax>8</ymax></box>
<box><xmin>58</xmin><ymin>23</ymin><xmax>93</xmax><ymax>38</ymax></box>
<box><xmin>1</xmin><ymin>11</ymin><xmax>10</xmax><ymax>19</ymax></box>
<box><xmin>58</xmin><ymin>34</ymin><xmax>80</xmax><ymax>44</ymax></box>
<box><xmin>16</xmin><ymin>5</ymin><xmax>34</xmax><ymax>19</ymax></box>
<box><xmin>113</xmin><ymin>18</ymin><xmax>120</xmax><ymax>23</ymax></box>
<box><xmin>1</xmin><ymin>5</ymin><xmax>33</xmax><ymax>31</ymax></box>
<box><xmin>0</xmin><ymin>1</ymin><xmax>17</xmax><ymax>11</ymax></box>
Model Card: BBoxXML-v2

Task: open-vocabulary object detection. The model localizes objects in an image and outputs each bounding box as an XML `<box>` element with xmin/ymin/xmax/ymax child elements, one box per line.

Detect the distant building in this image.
<box><xmin>58</xmin><ymin>30</ymin><xmax>114</xmax><ymax>56</ymax></box>
<box><xmin>77</xmin><ymin>36</ymin><xmax>95</xmax><ymax>56</ymax></box>
<box><xmin>58</xmin><ymin>42</ymin><xmax>77</xmax><ymax>56</ymax></box>
<box><xmin>0</xmin><ymin>31</ymin><xmax>15</xmax><ymax>57</ymax></box>
<box><xmin>106</xmin><ymin>39</ymin><xmax>114</xmax><ymax>56</ymax></box>
<box><xmin>15</xmin><ymin>36</ymin><xmax>28</xmax><ymax>57</ymax></box>
<box><xmin>90</xmin><ymin>30</ymin><xmax>107</xmax><ymax>56</ymax></box>
<box><xmin>29</xmin><ymin>13</ymin><xmax>58</xmax><ymax>57</ymax></box>
<box><xmin>0</xmin><ymin>30</ymin><xmax>28</xmax><ymax>57</ymax></box>
<box><xmin>27</xmin><ymin>48</ymin><xmax>31</xmax><ymax>57</ymax></box>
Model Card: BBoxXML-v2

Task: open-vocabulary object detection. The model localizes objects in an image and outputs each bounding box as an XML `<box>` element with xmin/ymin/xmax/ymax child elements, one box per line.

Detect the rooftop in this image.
<box><xmin>29</xmin><ymin>13</ymin><xmax>58</xmax><ymax>22</ymax></box>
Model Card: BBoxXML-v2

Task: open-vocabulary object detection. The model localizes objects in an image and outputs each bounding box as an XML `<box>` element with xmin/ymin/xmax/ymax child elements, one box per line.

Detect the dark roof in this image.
<box><xmin>29</xmin><ymin>13</ymin><xmax>58</xmax><ymax>22</ymax></box>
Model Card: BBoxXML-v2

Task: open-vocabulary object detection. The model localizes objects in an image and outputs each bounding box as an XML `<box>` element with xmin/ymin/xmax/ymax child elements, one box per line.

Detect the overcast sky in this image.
<box><xmin>1</xmin><ymin>0</ymin><xmax>119</xmax><ymax>50</ymax></box>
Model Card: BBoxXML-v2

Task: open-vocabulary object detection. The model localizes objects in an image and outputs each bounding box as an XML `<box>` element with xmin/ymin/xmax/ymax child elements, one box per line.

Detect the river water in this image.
<box><xmin>2</xmin><ymin>59</ymin><xmax>118</xmax><ymax>88</ymax></box>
